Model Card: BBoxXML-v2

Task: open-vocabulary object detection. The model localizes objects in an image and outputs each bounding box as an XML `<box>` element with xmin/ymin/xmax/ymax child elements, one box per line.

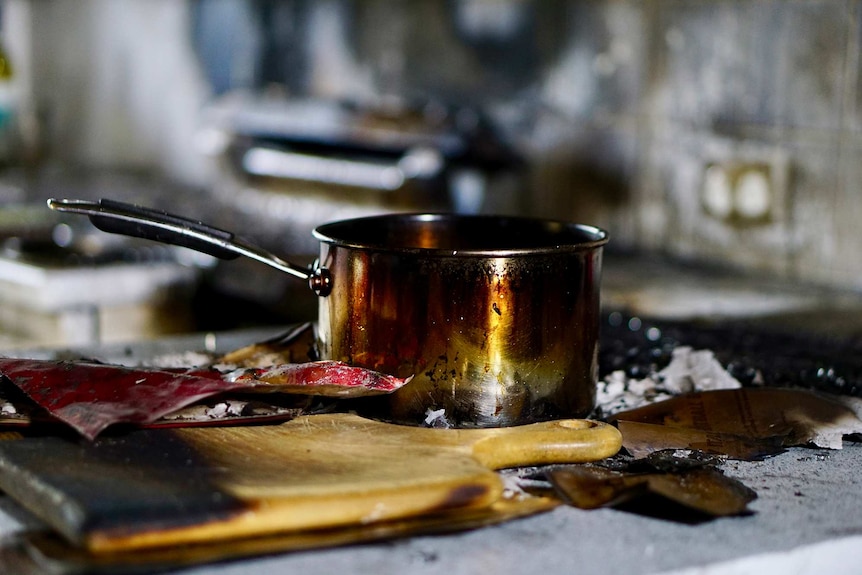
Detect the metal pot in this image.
<box><xmin>48</xmin><ymin>199</ymin><xmax>608</xmax><ymax>427</ymax></box>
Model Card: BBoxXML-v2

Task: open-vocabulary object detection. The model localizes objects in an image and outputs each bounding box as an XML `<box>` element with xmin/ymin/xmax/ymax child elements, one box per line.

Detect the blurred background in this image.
<box><xmin>0</xmin><ymin>0</ymin><xmax>858</xmax><ymax>348</ymax></box>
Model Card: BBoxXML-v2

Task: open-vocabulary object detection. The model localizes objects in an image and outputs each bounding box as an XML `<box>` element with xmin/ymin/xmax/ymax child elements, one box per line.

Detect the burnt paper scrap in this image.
<box><xmin>547</xmin><ymin>449</ymin><xmax>757</xmax><ymax>522</ymax></box>
<box><xmin>615</xmin><ymin>420</ymin><xmax>786</xmax><ymax>461</ymax></box>
<box><xmin>611</xmin><ymin>388</ymin><xmax>862</xmax><ymax>460</ymax></box>
<box><xmin>213</xmin><ymin>322</ymin><xmax>318</xmax><ymax>367</ymax></box>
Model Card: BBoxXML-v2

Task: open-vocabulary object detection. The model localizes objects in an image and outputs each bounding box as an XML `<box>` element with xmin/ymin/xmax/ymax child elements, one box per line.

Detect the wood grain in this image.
<box><xmin>0</xmin><ymin>414</ymin><xmax>620</xmax><ymax>553</ymax></box>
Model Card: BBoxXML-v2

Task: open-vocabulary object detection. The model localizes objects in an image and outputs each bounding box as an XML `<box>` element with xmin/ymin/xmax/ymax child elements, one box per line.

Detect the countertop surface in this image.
<box><xmin>0</xmin><ymin>398</ymin><xmax>860</xmax><ymax>574</ymax></box>
<box><xmin>601</xmin><ymin>252</ymin><xmax>862</xmax><ymax>338</ymax></box>
<box><xmin>2</xmin><ymin>253</ymin><xmax>862</xmax><ymax>574</ymax></box>
<box><xmin>173</xmin><ymin>445</ymin><xmax>862</xmax><ymax>575</ymax></box>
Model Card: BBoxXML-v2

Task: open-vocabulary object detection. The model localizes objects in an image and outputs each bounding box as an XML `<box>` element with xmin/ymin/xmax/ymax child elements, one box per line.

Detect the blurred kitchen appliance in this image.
<box><xmin>195</xmin><ymin>95</ymin><xmax>524</xmax><ymax>320</ymax></box>
<box><xmin>200</xmin><ymin>96</ymin><xmax>523</xmax><ymax>253</ymax></box>
<box><xmin>0</xmin><ymin>205</ymin><xmax>202</xmax><ymax>348</ymax></box>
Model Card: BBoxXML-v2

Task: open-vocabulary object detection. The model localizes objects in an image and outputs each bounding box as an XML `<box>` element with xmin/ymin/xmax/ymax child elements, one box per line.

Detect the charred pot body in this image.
<box><xmin>314</xmin><ymin>214</ymin><xmax>608</xmax><ymax>427</ymax></box>
<box><xmin>48</xmin><ymin>200</ymin><xmax>608</xmax><ymax>428</ymax></box>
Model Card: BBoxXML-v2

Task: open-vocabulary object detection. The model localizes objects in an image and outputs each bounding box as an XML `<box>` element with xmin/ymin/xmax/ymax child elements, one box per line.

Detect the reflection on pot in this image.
<box><xmin>314</xmin><ymin>214</ymin><xmax>607</xmax><ymax>428</ymax></box>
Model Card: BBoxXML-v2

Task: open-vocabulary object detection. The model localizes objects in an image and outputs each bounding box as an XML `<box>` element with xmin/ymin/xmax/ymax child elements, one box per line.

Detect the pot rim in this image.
<box><xmin>312</xmin><ymin>213</ymin><xmax>609</xmax><ymax>257</ymax></box>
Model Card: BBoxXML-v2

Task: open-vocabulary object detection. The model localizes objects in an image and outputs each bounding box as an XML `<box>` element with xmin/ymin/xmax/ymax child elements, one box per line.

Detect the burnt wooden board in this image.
<box><xmin>0</xmin><ymin>413</ymin><xmax>621</xmax><ymax>553</ymax></box>
<box><xmin>1</xmin><ymin>495</ymin><xmax>561</xmax><ymax>575</ymax></box>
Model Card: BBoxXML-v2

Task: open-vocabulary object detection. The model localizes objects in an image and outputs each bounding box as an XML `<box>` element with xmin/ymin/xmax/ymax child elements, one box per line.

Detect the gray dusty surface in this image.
<box><xmin>0</xmin><ymin>443</ymin><xmax>860</xmax><ymax>574</ymax></box>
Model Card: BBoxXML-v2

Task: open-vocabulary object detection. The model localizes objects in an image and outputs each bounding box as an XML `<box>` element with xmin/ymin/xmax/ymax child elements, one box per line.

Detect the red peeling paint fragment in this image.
<box><xmin>230</xmin><ymin>361</ymin><xmax>413</xmax><ymax>397</ymax></box>
<box><xmin>0</xmin><ymin>359</ymin><xmax>256</xmax><ymax>440</ymax></box>
<box><xmin>0</xmin><ymin>358</ymin><xmax>411</xmax><ymax>440</ymax></box>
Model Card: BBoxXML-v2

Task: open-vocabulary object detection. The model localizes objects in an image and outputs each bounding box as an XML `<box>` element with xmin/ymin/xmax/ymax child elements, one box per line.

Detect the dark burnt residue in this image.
<box><xmin>0</xmin><ymin>428</ymin><xmax>248</xmax><ymax>544</ymax></box>
<box><xmin>600</xmin><ymin>311</ymin><xmax>862</xmax><ymax>397</ymax></box>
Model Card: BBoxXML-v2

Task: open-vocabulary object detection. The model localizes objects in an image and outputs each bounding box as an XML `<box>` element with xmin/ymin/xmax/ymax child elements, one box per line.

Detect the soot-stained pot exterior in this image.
<box><xmin>313</xmin><ymin>214</ymin><xmax>608</xmax><ymax>427</ymax></box>
<box><xmin>47</xmin><ymin>199</ymin><xmax>607</xmax><ymax>428</ymax></box>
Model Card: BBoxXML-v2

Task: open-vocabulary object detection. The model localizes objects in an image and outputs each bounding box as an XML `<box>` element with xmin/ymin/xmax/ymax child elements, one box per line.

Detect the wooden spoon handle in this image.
<box><xmin>466</xmin><ymin>419</ymin><xmax>622</xmax><ymax>469</ymax></box>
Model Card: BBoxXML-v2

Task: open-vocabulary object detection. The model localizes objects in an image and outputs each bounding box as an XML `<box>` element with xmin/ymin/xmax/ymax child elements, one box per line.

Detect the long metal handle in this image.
<box><xmin>47</xmin><ymin>198</ymin><xmax>332</xmax><ymax>295</ymax></box>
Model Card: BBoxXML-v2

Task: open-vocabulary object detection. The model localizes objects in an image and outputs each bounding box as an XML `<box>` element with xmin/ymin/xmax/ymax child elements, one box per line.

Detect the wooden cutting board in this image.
<box><xmin>0</xmin><ymin>414</ymin><xmax>620</xmax><ymax>553</ymax></box>
<box><xmin>3</xmin><ymin>495</ymin><xmax>562</xmax><ymax>574</ymax></box>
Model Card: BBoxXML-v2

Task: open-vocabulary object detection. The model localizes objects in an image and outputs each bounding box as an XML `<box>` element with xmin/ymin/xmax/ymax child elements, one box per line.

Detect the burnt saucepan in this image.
<box><xmin>48</xmin><ymin>198</ymin><xmax>608</xmax><ymax>428</ymax></box>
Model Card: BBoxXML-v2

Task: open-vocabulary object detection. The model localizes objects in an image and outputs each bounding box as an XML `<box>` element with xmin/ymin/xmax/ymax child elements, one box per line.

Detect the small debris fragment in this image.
<box><xmin>547</xmin><ymin>449</ymin><xmax>757</xmax><ymax>522</ymax></box>
<box><xmin>424</xmin><ymin>408</ymin><xmax>451</xmax><ymax>428</ymax></box>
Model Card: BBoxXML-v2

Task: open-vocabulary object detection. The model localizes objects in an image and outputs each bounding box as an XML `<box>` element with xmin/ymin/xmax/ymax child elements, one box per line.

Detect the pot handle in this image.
<box><xmin>46</xmin><ymin>198</ymin><xmax>332</xmax><ymax>296</ymax></box>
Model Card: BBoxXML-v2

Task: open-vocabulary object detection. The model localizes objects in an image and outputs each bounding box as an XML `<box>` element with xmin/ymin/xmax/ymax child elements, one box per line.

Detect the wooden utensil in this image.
<box><xmin>0</xmin><ymin>413</ymin><xmax>620</xmax><ymax>553</ymax></box>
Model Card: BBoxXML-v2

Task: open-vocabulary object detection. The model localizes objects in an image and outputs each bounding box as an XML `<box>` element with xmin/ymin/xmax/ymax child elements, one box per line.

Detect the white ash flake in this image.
<box><xmin>147</xmin><ymin>351</ymin><xmax>216</xmax><ymax>369</ymax></box>
<box><xmin>659</xmin><ymin>347</ymin><xmax>745</xmax><ymax>394</ymax></box>
<box><xmin>204</xmin><ymin>401</ymin><xmax>247</xmax><ymax>418</ymax></box>
<box><xmin>499</xmin><ymin>467</ymin><xmax>548</xmax><ymax>500</ymax></box>
<box><xmin>160</xmin><ymin>400</ymin><xmax>256</xmax><ymax>422</ymax></box>
<box><xmin>204</xmin><ymin>401</ymin><xmax>241</xmax><ymax>418</ymax></box>
<box><xmin>162</xmin><ymin>404</ymin><xmax>211</xmax><ymax>420</ymax></box>
<box><xmin>596</xmin><ymin>346</ymin><xmax>744</xmax><ymax>417</ymax></box>
<box><xmin>223</xmin><ymin>368</ymin><xmax>250</xmax><ymax>383</ymax></box>
<box><xmin>205</xmin><ymin>403</ymin><xmax>228</xmax><ymax>418</ymax></box>
<box><xmin>423</xmin><ymin>408</ymin><xmax>451</xmax><ymax>428</ymax></box>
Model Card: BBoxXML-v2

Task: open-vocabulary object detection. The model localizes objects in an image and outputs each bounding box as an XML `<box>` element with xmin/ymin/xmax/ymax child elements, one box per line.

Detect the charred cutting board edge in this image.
<box><xmin>0</xmin><ymin>414</ymin><xmax>621</xmax><ymax>554</ymax></box>
<box><xmin>11</xmin><ymin>496</ymin><xmax>561</xmax><ymax>575</ymax></box>
<box><xmin>88</xmin><ymin>460</ymin><xmax>501</xmax><ymax>554</ymax></box>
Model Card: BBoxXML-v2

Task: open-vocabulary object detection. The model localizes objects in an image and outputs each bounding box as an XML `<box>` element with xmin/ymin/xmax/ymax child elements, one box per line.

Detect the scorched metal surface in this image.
<box><xmin>48</xmin><ymin>199</ymin><xmax>609</xmax><ymax>428</ymax></box>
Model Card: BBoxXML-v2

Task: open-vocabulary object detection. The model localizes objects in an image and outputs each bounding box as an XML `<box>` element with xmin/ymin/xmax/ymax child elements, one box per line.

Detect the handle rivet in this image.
<box><xmin>310</xmin><ymin>268</ymin><xmax>332</xmax><ymax>297</ymax></box>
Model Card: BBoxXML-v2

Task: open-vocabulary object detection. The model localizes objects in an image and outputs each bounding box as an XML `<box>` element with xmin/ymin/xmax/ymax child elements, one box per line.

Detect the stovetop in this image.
<box><xmin>599</xmin><ymin>311</ymin><xmax>862</xmax><ymax>398</ymax></box>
